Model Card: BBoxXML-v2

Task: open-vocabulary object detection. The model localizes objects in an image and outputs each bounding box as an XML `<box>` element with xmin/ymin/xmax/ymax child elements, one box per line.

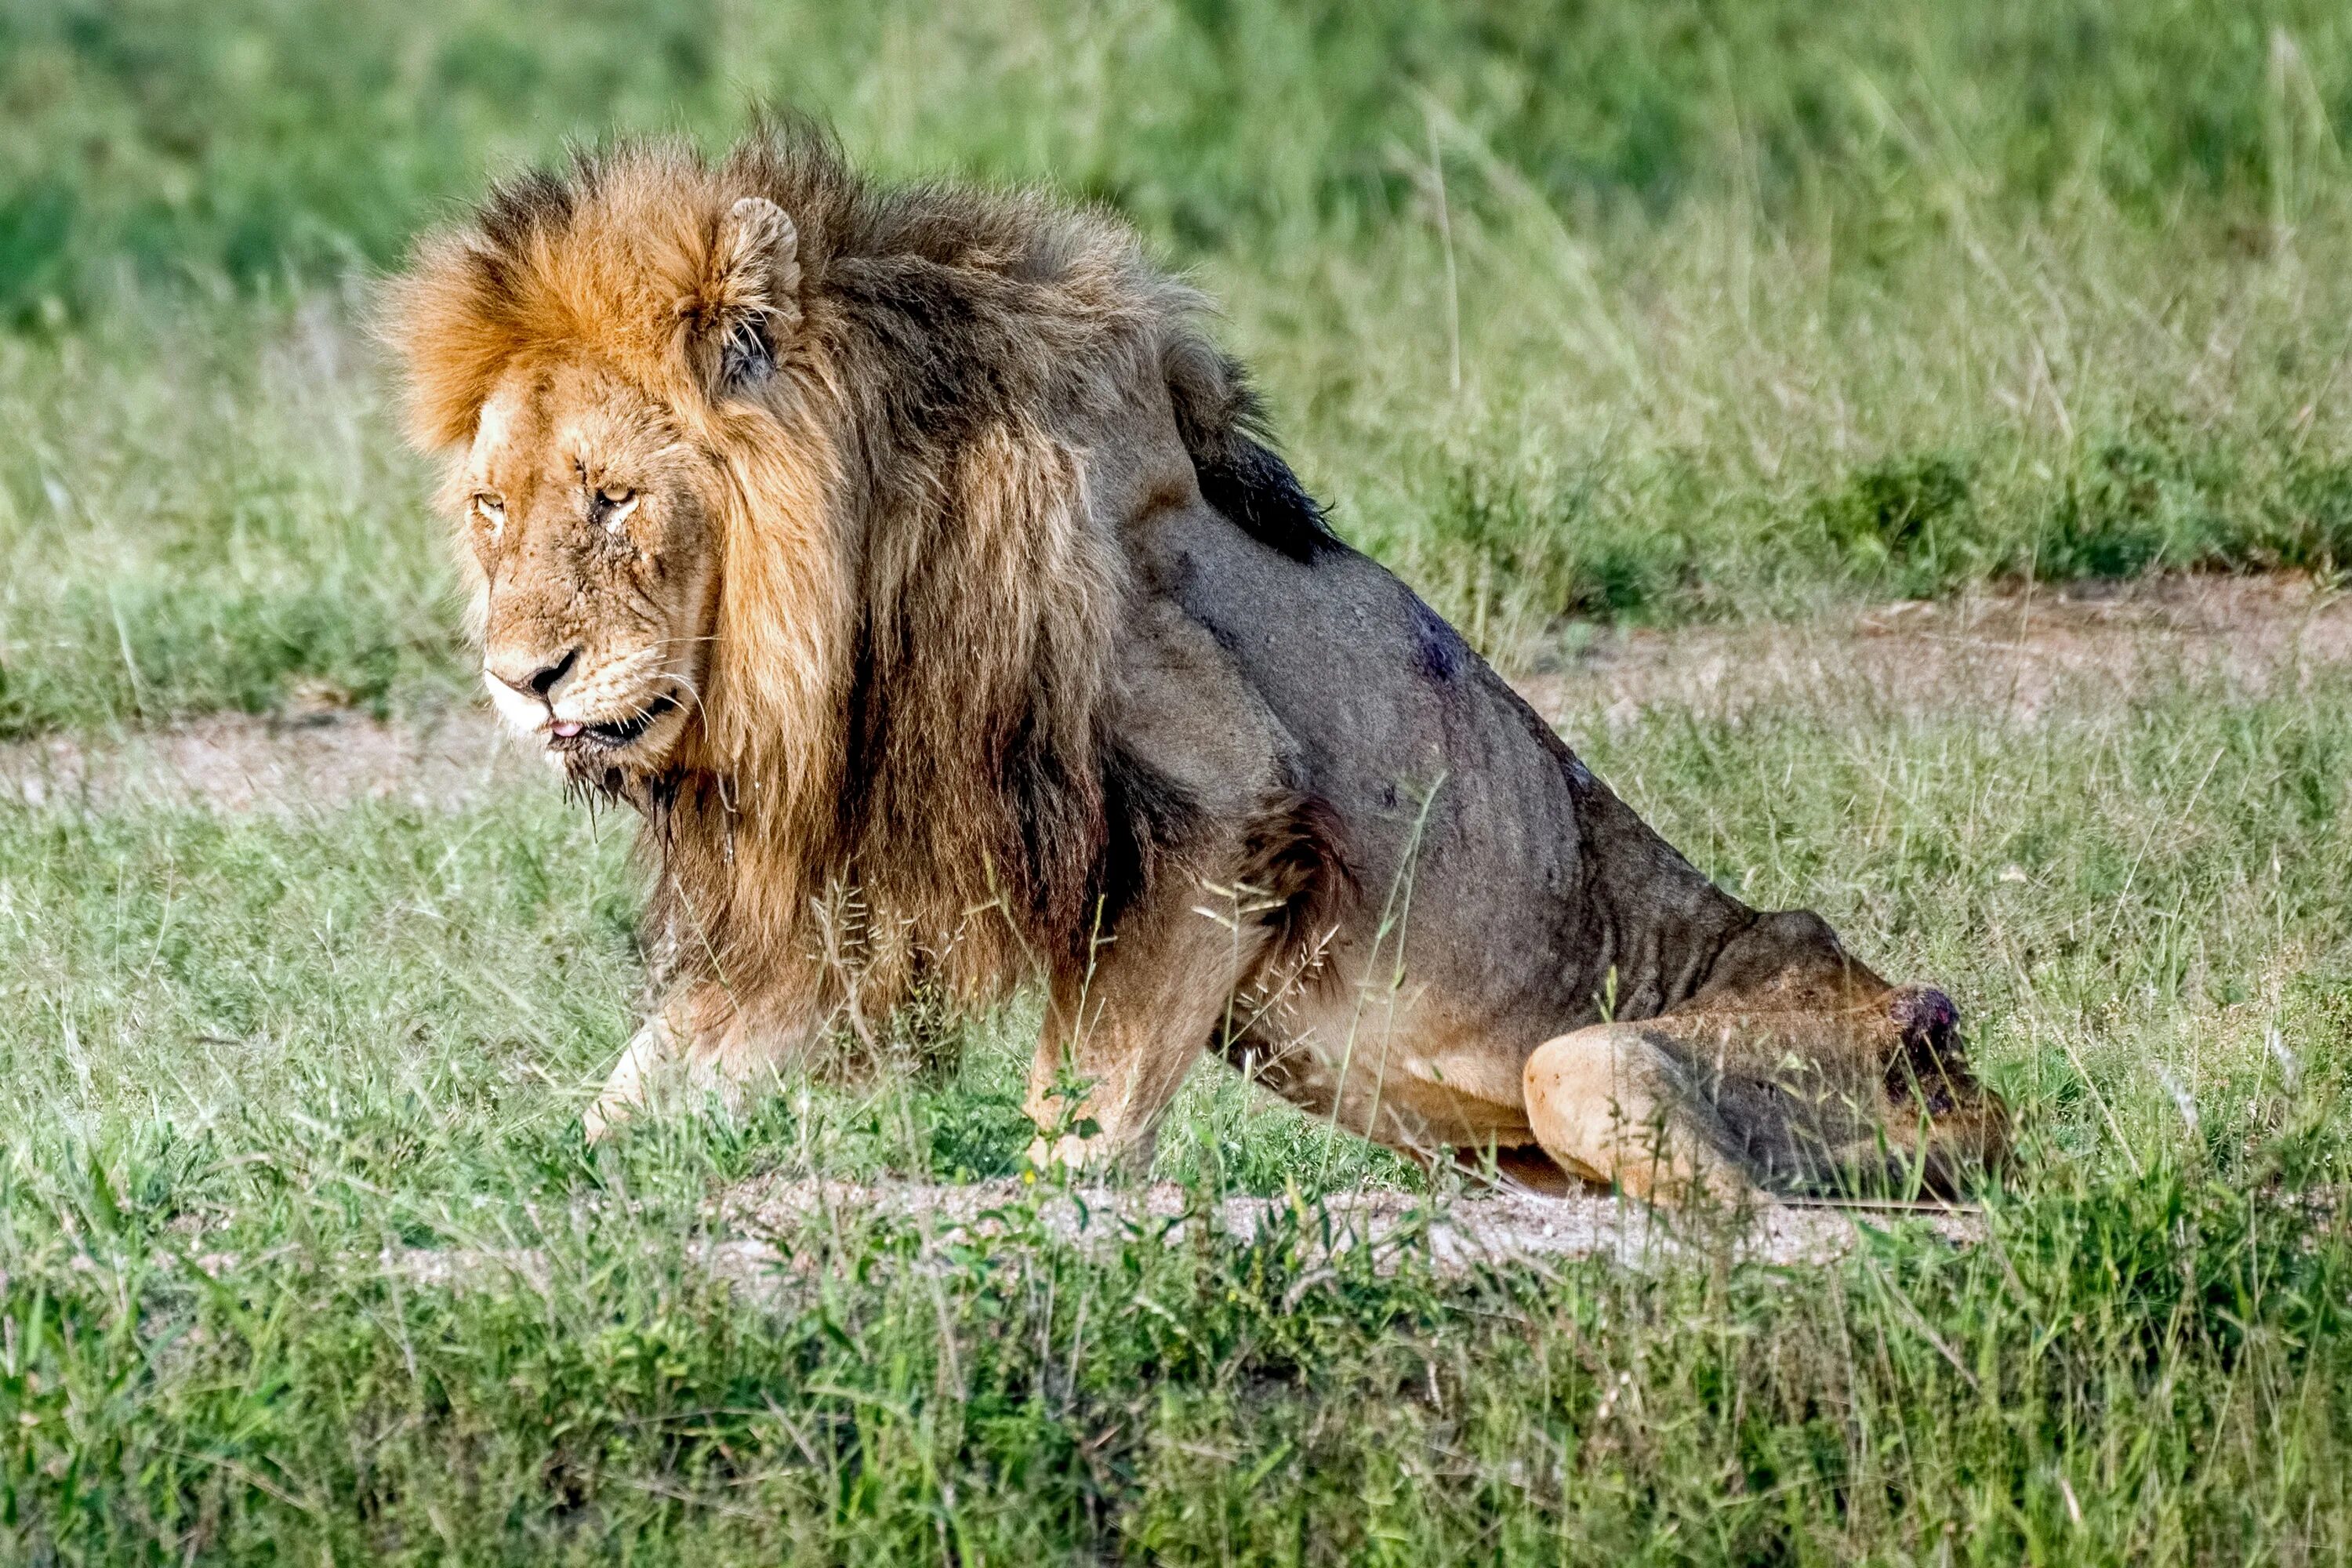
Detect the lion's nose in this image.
<box><xmin>489</xmin><ymin>646</ymin><xmax>580</xmax><ymax>700</ymax></box>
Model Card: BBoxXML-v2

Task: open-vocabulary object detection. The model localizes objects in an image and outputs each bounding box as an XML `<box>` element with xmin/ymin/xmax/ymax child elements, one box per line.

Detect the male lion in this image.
<box><xmin>389</xmin><ymin>129</ymin><xmax>2005</xmax><ymax>1204</ymax></box>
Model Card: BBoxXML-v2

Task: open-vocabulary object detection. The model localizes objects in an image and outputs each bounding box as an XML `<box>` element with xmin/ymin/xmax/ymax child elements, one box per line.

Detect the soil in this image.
<box><xmin>0</xmin><ymin>702</ymin><xmax>542</xmax><ymax>815</ymax></box>
<box><xmin>1515</xmin><ymin>572</ymin><xmax>2352</xmax><ymax>728</ymax></box>
<box><xmin>710</xmin><ymin>1175</ymin><xmax>1982</xmax><ymax>1275</ymax></box>
<box><xmin>337</xmin><ymin>1178</ymin><xmax>1980</xmax><ymax>1298</ymax></box>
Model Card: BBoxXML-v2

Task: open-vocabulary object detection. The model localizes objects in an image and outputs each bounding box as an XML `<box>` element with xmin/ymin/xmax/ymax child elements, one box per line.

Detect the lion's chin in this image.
<box><xmin>542</xmin><ymin>695</ymin><xmax>688</xmax><ymax>795</ymax></box>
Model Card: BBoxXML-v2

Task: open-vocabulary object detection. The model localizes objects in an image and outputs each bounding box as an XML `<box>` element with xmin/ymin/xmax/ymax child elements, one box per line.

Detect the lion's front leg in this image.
<box><xmin>583</xmin><ymin>1011</ymin><xmax>679</xmax><ymax>1143</ymax></box>
<box><xmin>583</xmin><ymin>981</ymin><xmax>810</xmax><ymax>1142</ymax></box>
<box><xmin>1024</xmin><ymin>880</ymin><xmax>1276</xmax><ymax>1178</ymax></box>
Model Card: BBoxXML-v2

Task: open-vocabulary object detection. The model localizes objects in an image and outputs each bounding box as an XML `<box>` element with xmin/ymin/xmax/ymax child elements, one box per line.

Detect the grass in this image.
<box><xmin>0</xmin><ymin>296</ymin><xmax>463</xmax><ymax>735</ymax></box>
<box><xmin>10</xmin><ymin>2</ymin><xmax>2352</xmax><ymax>727</ymax></box>
<box><xmin>5</xmin><ymin>659</ymin><xmax>2352</xmax><ymax>1559</ymax></box>
<box><xmin>14</xmin><ymin>198</ymin><xmax>2352</xmax><ymax>733</ymax></box>
<box><xmin>8</xmin><ymin>0</ymin><xmax>2352</xmax><ymax>1557</ymax></box>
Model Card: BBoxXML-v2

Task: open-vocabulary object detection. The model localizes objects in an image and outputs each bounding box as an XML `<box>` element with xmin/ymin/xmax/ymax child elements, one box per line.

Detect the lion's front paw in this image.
<box><xmin>581</xmin><ymin>1090</ymin><xmax>632</xmax><ymax>1145</ymax></box>
<box><xmin>583</xmin><ymin>1022</ymin><xmax>670</xmax><ymax>1143</ymax></box>
<box><xmin>1025</xmin><ymin>1132</ymin><xmax>1099</xmax><ymax>1177</ymax></box>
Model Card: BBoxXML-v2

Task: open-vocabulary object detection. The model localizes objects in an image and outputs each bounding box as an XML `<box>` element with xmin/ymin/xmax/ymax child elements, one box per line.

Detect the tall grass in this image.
<box><xmin>8</xmin><ymin>0</ymin><xmax>2352</xmax><ymax>310</ymax></box>
<box><xmin>7</xmin><ymin>1</ymin><xmax>2352</xmax><ymax>731</ymax></box>
<box><xmin>0</xmin><ymin>294</ymin><xmax>462</xmax><ymax>733</ymax></box>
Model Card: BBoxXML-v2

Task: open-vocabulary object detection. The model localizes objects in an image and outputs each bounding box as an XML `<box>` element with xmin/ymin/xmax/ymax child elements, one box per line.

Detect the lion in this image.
<box><xmin>387</xmin><ymin>128</ymin><xmax>2005</xmax><ymax>1205</ymax></box>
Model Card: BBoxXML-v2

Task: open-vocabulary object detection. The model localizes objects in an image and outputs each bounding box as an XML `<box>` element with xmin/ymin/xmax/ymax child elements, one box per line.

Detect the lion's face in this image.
<box><xmin>457</xmin><ymin>356</ymin><xmax>720</xmax><ymax>779</ymax></box>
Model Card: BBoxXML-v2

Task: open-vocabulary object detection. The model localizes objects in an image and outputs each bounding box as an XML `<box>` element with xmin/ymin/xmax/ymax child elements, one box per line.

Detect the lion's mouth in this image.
<box><xmin>550</xmin><ymin>693</ymin><xmax>679</xmax><ymax>753</ymax></box>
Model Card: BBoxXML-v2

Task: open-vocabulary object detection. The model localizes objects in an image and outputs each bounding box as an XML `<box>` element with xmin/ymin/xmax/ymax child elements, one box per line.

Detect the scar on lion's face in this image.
<box><xmin>457</xmin><ymin>358</ymin><xmax>719</xmax><ymax>776</ymax></box>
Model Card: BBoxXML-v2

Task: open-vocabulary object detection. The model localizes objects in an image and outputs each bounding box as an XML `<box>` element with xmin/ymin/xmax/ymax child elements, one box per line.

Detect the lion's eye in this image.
<box><xmin>720</xmin><ymin>320</ymin><xmax>773</xmax><ymax>389</ymax></box>
<box><xmin>593</xmin><ymin>485</ymin><xmax>641</xmax><ymax>529</ymax></box>
<box><xmin>472</xmin><ymin>494</ymin><xmax>505</xmax><ymax>535</ymax></box>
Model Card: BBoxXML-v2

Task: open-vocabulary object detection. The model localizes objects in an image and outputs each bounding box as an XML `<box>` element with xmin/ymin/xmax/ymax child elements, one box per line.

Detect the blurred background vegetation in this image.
<box><xmin>9</xmin><ymin>0</ymin><xmax>2352</xmax><ymax>731</ymax></box>
<box><xmin>6</xmin><ymin>0</ymin><xmax>2350</xmax><ymax>311</ymax></box>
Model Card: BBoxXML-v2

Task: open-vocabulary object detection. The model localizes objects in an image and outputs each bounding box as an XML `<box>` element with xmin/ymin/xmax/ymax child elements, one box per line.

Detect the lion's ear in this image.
<box><xmin>694</xmin><ymin>195</ymin><xmax>800</xmax><ymax>398</ymax></box>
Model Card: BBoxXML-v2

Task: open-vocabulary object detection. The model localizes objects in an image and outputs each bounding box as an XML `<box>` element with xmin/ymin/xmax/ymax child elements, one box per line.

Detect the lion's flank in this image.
<box><xmin>387</xmin><ymin>124</ymin><xmax>1334</xmax><ymax>1025</ymax></box>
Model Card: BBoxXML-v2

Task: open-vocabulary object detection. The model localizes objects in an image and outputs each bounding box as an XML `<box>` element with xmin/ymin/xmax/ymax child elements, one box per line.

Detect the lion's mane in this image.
<box><xmin>390</xmin><ymin>126</ymin><xmax>1333</xmax><ymax>1030</ymax></box>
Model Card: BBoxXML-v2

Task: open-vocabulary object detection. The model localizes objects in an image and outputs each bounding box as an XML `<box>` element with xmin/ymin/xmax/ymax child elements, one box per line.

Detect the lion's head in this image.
<box><xmin>387</xmin><ymin>131</ymin><xmax>1199</xmax><ymax>1016</ymax></box>
<box><xmin>388</xmin><ymin>146</ymin><xmax>848</xmax><ymax>803</ymax></box>
<box><xmin>446</xmin><ymin>353</ymin><xmax>717</xmax><ymax>771</ymax></box>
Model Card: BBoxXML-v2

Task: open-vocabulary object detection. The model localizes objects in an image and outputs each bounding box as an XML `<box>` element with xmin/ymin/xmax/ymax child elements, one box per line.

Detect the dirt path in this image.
<box><xmin>1516</xmin><ymin>572</ymin><xmax>2352</xmax><ymax>728</ymax></box>
<box><xmin>8</xmin><ymin>574</ymin><xmax>2345</xmax><ymax>818</ymax></box>
<box><xmin>343</xmin><ymin>1179</ymin><xmax>1979</xmax><ymax>1297</ymax></box>
<box><xmin>0</xmin><ymin>702</ymin><xmax>542</xmax><ymax>815</ymax></box>
<box><xmin>710</xmin><ymin>1176</ymin><xmax>1980</xmax><ymax>1275</ymax></box>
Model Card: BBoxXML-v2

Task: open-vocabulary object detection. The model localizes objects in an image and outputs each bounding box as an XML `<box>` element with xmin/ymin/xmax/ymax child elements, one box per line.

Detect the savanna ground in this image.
<box><xmin>7</xmin><ymin>2</ymin><xmax>2352</xmax><ymax>1560</ymax></box>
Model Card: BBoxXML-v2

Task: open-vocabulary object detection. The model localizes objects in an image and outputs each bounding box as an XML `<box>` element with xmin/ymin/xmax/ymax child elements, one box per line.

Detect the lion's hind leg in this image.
<box><xmin>1521</xmin><ymin>1022</ymin><xmax>1755</xmax><ymax>1207</ymax></box>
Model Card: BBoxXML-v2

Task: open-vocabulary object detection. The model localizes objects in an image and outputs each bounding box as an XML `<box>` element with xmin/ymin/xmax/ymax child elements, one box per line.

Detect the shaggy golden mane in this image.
<box><xmin>389</xmin><ymin>127</ymin><xmax>1328</xmax><ymax>1034</ymax></box>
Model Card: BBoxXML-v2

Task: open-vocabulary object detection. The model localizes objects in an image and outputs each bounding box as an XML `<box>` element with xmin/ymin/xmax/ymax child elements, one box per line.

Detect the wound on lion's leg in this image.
<box><xmin>1521</xmin><ymin>1023</ymin><xmax>1754</xmax><ymax>1208</ymax></box>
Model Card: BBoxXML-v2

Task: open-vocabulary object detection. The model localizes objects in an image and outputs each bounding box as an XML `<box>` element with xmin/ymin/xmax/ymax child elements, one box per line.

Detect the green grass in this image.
<box><xmin>9</xmin><ymin>1</ymin><xmax>2352</xmax><ymax>728</ymax></box>
<box><xmin>5</xmin><ymin>662</ymin><xmax>2352</xmax><ymax>1559</ymax></box>
<box><xmin>13</xmin><ymin>223</ymin><xmax>2352</xmax><ymax>734</ymax></box>
<box><xmin>7</xmin><ymin>0</ymin><xmax>2352</xmax><ymax>307</ymax></box>
<box><xmin>0</xmin><ymin>300</ymin><xmax>463</xmax><ymax>734</ymax></box>
<box><xmin>10</xmin><ymin>0</ymin><xmax>2352</xmax><ymax>1557</ymax></box>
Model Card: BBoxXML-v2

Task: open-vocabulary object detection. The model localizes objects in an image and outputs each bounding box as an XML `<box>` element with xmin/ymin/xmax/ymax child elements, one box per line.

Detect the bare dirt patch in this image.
<box><xmin>711</xmin><ymin>1175</ymin><xmax>1979</xmax><ymax>1275</ymax></box>
<box><xmin>9</xmin><ymin>574</ymin><xmax>2343</xmax><ymax>818</ymax></box>
<box><xmin>1516</xmin><ymin>572</ymin><xmax>2352</xmax><ymax>728</ymax></box>
<box><xmin>0</xmin><ymin>702</ymin><xmax>542</xmax><ymax>816</ymax></box>
<box><xmin>322</xmin><ymin>1179</ymin><xmax>1978</xmax><ymax>1301</ymax></box>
